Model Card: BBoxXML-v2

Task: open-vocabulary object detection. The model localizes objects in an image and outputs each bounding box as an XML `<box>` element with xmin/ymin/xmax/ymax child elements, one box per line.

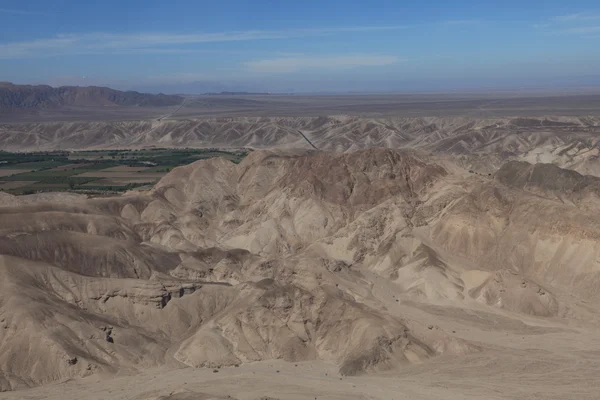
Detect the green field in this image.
<box><xmin>0</xmin><ymin>148</ymin><xmax>248</xmax><ymax>195</ymax></box>
<box><xmin>0</xmin><ymin>160</ymin><xmax>67</xmax><ymax>170</ymax></box>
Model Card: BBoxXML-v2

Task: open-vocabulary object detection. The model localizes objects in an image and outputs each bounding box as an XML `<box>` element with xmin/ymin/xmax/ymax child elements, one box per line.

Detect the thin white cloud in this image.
<box><xmin>0</xmin><ymin>27</ymin><xmax>406</xmax><ymax>59</ymax></box>
<box><xmin>562</xmin><ymin>26</ymin><xmax>600</xmax><ymax>34</ymax></box>
<box><xmin>245</xmin><ymin>55</ymin><xmax>401</xmax><ymax>73</ymax></box>
<box><xmin>441</xmin><ymin>19</ymin><xmax>482</xmax><ymax>26</ymax></box>
<box><xmin>552</xmin><ymin>12</ymin><xmax>600</xmax><ymax>22</ymax></box>
<box><xmin>536</xmin><ymin>12</ymin><xmax>600</xmax><ymax>37</ymax></box>
<box><xmin>0</xmin><ymin>8</ymin><xmax>48</xmax><ymax>15</ymax></box>
<box><xmin>0</xmin><ymin>36</ymin><xmax>79</xmax><ymax>58</ymax></box>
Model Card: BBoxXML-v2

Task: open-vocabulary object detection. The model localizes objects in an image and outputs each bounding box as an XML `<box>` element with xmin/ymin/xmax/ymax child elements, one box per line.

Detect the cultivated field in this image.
<box><xmin>0</xmin><ymin>148</ymin><xmax>248</xmax><ymax>194</ymax></box>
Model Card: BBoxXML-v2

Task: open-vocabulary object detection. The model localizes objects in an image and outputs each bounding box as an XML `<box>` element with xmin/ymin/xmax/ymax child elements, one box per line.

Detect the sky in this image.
<box><xmin>1</xmin><ymin>0</ymin><xmax>600</xmax><ymax>93</ymax></box>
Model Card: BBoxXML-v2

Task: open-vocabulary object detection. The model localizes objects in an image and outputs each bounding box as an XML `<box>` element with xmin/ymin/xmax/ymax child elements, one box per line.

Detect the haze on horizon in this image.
<box><xmin>1</xmin><ymin>0</ymin><xmax>600</xmax><ymax>94</ymax></box>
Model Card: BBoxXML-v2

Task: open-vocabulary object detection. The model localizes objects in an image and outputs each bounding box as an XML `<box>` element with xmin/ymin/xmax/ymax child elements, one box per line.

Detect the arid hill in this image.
<box><xmin>2</xmin><ymin>149</ymin><xmax>600</xmax><ymax>399</ymax></box>
<box><xmin>0</xmin><ymin>82</ymin><xmax>183</xmax><ymax>109</ymax></box>
<box><xmin>2</xmin><ymin>115</ymin><xmax>600</xmax><ymax>175</ymax></box>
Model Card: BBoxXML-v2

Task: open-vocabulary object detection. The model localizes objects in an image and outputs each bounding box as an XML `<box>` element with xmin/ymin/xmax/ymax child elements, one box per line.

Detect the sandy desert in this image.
<box><xmin>2</xmin><ymin>91</ymin><xmax>600</xmax><ymax>399</ymax></box>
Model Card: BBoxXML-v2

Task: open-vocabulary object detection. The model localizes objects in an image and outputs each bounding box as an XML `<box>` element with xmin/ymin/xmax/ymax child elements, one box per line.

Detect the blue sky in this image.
<box><xmin>1</xmin><ymin>0</ymin><xmax>600</xmax><ymax>93</ymax></box>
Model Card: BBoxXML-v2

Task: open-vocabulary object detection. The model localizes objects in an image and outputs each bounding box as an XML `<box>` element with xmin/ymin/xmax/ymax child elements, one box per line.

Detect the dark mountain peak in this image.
<box><xmin>0</xmin><ymin>83</ymin><xmax>183</xmax><ymax>109</ymax></box>
<box><xmin>496</xmin><ymin>160</ymin><xmax>600</xmax><ymax>195</ymax></box>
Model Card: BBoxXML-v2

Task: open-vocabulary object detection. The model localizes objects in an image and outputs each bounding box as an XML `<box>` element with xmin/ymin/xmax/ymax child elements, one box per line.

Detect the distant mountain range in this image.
<box><xmin>0</xmin><ymin>82</ymin><xmax>183</xmax><ymax>109</ymax></box>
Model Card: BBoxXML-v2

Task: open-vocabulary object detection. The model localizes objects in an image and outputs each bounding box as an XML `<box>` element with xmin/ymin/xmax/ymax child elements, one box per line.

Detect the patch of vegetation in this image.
<box><xmin>140</xmin><ymin>165</ymin><xmax>176</xmax><ymax>173</ymax></box>
<box><xmin>0</xmin><ymin>151</ymin><xmax>70</xmax><ymax>168</ymax></box>
<box><xmin>3</xmin><ymin>170</ymin><xmax>87</xmax><ymax>181</ymax></box>
<box><xmin>74</xmin><ymin>163</ymin><xmax>119</xmax><ymax>170</ymax></box>
<box><xmin>79</xmin><ymin>182</ymin><xmax>152</xmax><ymax>192</ymax></box>
<box><xmin>0</xmin><ymin>148</ymin><xmax>249</xmax><ymax>195</ymax></box>
<box><xmin>0</xmin><ymin>160</ymin><xmax>67</xmax><ymax>170</ymax></box>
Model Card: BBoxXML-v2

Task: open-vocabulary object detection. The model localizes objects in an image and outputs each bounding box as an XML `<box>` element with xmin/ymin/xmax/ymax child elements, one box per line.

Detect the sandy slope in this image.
<box><xmin>6</xmin><ymin>305</ymin><xmax>600</xmax><ymax>399</ymax></box>
<box><xmin>2</xmin><ymin>149</ymin><xmax>600</xmax><ymax>398</ymax></box>
<box><xmin>3</xmin><ymin>116</ymin><xmax>600</xmax><ymax>176</ymax></box>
